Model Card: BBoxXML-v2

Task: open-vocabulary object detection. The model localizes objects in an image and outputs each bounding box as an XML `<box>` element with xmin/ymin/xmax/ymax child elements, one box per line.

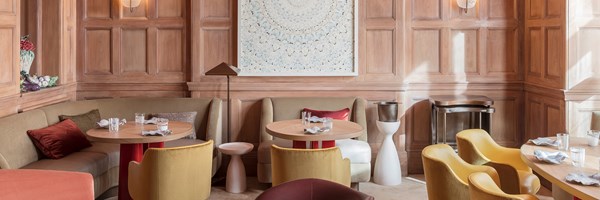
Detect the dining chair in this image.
<box><xmin>256</xmin><ymin>178</ymin><xmax>374</xmax><ymax>200</ymax></box>
<box><xmin>468</xmin><ymin>172</ymin><xmax>539</xmax><ymax>200</ymax></box>
<box><xmin>422</xmin><ymin>144</ymin><xmax>500</xmax><ymax>200</ymax></box>
<box><xmin>456</xmin><ymin>129</ymin><xmax>540</xmax><ymax>195</ymax></box>
<box><xmin>270</xmin><ymin>145</ymin><xmax>351</xmax><ymax>187</ymax></box>
<box><xmin>128</xmin><ymin>140</ymin><xmax>213</xmax><ymax>200</ymax></box>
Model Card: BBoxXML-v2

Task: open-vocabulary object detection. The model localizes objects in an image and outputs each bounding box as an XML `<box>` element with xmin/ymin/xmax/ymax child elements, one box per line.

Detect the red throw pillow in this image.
<box><xmin>27</xmin><ymin>119</ymin><xmax>92</xmax><ymax>159</ymax></box>
<box><xmin>303</xmin><ymin>108</ymin><xmax>350</xmax><ymax>121</ymax></box>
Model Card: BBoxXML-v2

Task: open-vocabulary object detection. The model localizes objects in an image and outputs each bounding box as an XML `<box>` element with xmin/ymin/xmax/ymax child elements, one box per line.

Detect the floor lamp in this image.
<box><xmin>205</xmin><ymin>62</ymin><xmax>239</xmax><ymax>143</ymax></box>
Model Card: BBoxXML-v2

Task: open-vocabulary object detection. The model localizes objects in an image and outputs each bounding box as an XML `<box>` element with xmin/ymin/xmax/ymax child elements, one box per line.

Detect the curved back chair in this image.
<box><xmin>456</xmin><ymin>129</ymin><xmax>540</xmax><ymax>194</ymax></box>
<box><xmin>256</xmin><ymin>178</ymin><xmax>374</xmax><ymax>200</ymax></box>
<box><xmin>469</xmin><ymin>172</ymin><xmax>539</xmax><ymax>200</ymax></box>
<box><xmin>271</xmin><ymin>145</ymin><xmax>351</xmax><ymax>187</ymax></box>
<box><xmin>128</xmin><ymin>140</ymin><xmax>213</xmax><ymax>200</ymax></box>
<box><xmin>422</xmin><ymin>144</ymin><xmax>500</xmax><ymax>200</ymax></box>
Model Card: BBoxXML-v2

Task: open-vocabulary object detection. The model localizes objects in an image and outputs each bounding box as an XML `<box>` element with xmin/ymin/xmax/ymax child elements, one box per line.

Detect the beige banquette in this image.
<box><xmin>0</xmin><ymin>98</ymin><xmax>222</xmax><ymax>198</ymax></box>
<box><xmin>258</xmin><ymin>97</ymin><xmax>371</xmax><ymax>183</ymax></box>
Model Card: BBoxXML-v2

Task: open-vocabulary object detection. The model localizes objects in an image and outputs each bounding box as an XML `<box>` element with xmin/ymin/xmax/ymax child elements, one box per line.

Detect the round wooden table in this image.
<box><xmin>87</xmin><ymin>121</ymin><xmax>193</xmax><ymax>200</ymax></box>
<box><xmin>266</xmin><ymin>119</ymin><xmax>364</xmax><ymax>148</ymax></box>
<box><xmin>521</xmin><ymin>137</ymin><xmax>600</xmax><ymax>200</ymax></box>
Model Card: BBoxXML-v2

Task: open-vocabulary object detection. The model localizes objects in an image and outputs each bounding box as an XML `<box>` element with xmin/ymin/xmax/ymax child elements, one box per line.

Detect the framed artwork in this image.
<box><xmin>237</xmin><ymin>0</ymin><xmax>359</xmax><ymax>76</ymax></box>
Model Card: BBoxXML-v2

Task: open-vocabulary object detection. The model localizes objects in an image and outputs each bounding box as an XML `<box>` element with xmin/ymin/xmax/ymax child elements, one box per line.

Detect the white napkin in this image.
<box><xmin>304</xmin><ymin>126</ymin><xmax>330</xmax><ymax>134</ymax></box>
<box><xmin>565</xmin><ymin>173</ymin><xmax>600</xmax><ymax>186</ymax></box>
<box><xmin>96</xmin><ymin>119</ymin><xmax>127</xmax><ymax>128</ymax></box>
<box><xmin>533</xmin><ymin>150</ymin><xmax>568</xmax><ymax>164</ymax></box>
<box><xmin>528</xmin><ymin>137</ymin><xmax>558</xmax><ymax>146</ymax></box>
<box><xmin>308</xmin><ymin>116</ymin><xmax>325</xmax><ymax>123</ymax></box>
<box><xmin>144</xmin><ymin>117</ymin><xmax>158</xmax><ymax>124</ymax></box>
<box><xmin>141</xmin><ymin>129</ymin><xmax>171</xmax><ymax>136</ymax></box>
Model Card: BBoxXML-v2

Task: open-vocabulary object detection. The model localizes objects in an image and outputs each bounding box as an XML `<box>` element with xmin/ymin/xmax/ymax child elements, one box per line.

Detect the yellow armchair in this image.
<box><xmin>456</xmin><ymin>129</ymin><xmax>540</xmax><ymax>195</ymax></box>
<box><xmin>271</xmin><ymin>145</ymin><xmax>351</xmax><ymax>187</ymax></box>
<box><xmin>468</xmin><ymin>172</ymin><xmax>539</xmax><ymax>200</ymax></box>
<box><xmin>422</xmin><ymin>144</ymin><xmax>500</xmax><ymax>200</ymax></box>
<box><xmin>128</xmin><ymin>140</ymin><xmax>214</xmax><ymax>200</ymax></box>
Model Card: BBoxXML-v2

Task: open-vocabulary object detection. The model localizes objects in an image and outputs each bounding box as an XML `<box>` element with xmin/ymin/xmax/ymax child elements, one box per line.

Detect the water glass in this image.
<box><xmin>302</xmin><ymin>111</ymin><xmax>311</xmax><ymax>126</ymax></box>
<box><xmin>323</xmin><ymin>117</ymin><xmax>333</xmax><ymax>130</ymax></box>
<box><xmin>156</xmin><ymin>118</ymin><xmax>169</xmax><ymax>131</ymax></box>
<box><xmin>109</xmin><ymin>118</ymin><xmax>119</xmax><ymax>133</ymax></box>
<box><xmin>570</xmin><ymin>147</ymin><xmax>586</xmax><ymax>168</ymax></box>
<box><xmin>587</xmin><ymin>130</ymin><xmax>600</xmax><ymax>147</ymax></box>
<box><xmin>557</xmin><ymin>133</ymin><xmax>569</xmax><ymax>151</ymax></box>
<box><xmin>135</xmin><ymin>113</ymin><xmax>145</xmax><ymax>125</ymax></box>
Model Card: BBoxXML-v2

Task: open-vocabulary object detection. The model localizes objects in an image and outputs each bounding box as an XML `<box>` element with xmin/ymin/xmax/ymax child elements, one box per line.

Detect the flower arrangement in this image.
<box><xmin>20</xmin><ymin>35</ymin><xmax>35</xmax><ymax>74</ymax></box>
<box><xmin>19</xmin><ymin>35</ymin><xmax>59</xmax><ymax>92</ymax></box>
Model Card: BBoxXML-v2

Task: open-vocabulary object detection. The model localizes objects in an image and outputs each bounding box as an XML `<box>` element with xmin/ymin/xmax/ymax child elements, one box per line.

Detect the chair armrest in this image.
<box><xmin>353</xmin><ymin>98</ymin><xmax>368</xmax><ymax>141</ymax></box>
<box><xmin>206</xmin><ymin>98</ymin><xmax>222</xmax><ymax>146</ymax></box>
<box><xmin>489</xmin><ymin>147</ymin><xmax>531</xmax><ymax>172</ymax></box>
<box><xmin>128</xmin><ymin>161</ymin><xmax>146</xmax><ymax>200</ymax></box>
<box><xmin>484</xmin><ymin>161</ymin><xmax>521</xmax><ymax>194</ymax></box>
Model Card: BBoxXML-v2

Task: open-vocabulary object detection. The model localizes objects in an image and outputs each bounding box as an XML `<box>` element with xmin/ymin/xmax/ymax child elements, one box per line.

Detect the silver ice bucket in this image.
<box><xmin>376</xmin><ymin>102</ymin><xmax>398</xmax><ymax>122</ymax></box>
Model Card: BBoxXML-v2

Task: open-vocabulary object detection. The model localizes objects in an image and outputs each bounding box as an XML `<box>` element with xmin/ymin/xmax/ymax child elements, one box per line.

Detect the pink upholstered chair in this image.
<box><xmin>256</xmin><ymin>178</ymin><xmax>374</xmax><ymax>200</ymax></box>
<box><xmin>0</xmin><ymin>169</ymin><xmax>94</xmax><ymax>200</ymax></box>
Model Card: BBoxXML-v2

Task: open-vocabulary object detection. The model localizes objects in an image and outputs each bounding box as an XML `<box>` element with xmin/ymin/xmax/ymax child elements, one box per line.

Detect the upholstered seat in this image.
<box><xmin>258</xmin><ymin>97</ymin><xmax>371</xmax><ymax>183</ymax></box>
<box><xmin>468</xmin><ymin>172</ymin><xmax>539</xmax><ymax>200</ymax></box>
<box><xmin>422</xmin><ymin>144</ymin><xmax>500</xmax><ymax>200</ymax></box>
<box><xmin>0</xmin><ymin>169</ymin><xmax>95</xmax><ymax>200</ymax></box>
<box><xmin>271</xmin><ymin>145</ymin><xmax>351</xmax><ymax>187</ymax></box>
<box><xmin>456</xmin><ymin>129</ymin><xmax>540</xmax><ymax>195</ymax></box>
<box><xmin>256</xmin><ymin>178</ymin><xmax>374</xmax><ymax>200</ymax></box>
<box><xmin>128</xmin><ymin>140</ymin><xmax>213</xmax><ymax>200</ymax></box>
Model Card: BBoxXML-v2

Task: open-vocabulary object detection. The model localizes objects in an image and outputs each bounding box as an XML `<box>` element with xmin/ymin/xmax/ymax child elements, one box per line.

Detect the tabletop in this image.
<box><xmin>86</xmin><ymin>121</ymin><xmax>193</xmax><ymax>144</ymax></box>
<box><xmin>266</xmin><ymin>119</ymin><xmax>364</xmax><ymax>141</ymax></box>
<box><xmin>520</xmin><ymin>137</ymin><xmax>600</xmax><ymax>200</ymax></box>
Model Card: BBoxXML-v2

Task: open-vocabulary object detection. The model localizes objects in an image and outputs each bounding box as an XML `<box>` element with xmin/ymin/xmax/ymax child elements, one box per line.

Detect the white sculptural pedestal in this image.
<box><xmin>373</xmin><ymin>120</ymin><xmax>402</xmax><ymax>186</ymax></box>
<box><xmin>218</xmin><ymin>142</ymin><xmax>254</xmax><ymax>193</ymax></box>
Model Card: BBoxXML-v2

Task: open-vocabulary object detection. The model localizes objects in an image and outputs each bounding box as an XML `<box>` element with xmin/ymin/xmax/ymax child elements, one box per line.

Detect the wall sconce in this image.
<box><xmin>456</xmin><ymin>0</ymin><xmax>476</xmax><ymax>13</ymax></box>
<box><xmin>122</xmin><ymin>0</ymin><xmax>142</xmax><ymax>13</ymax></box>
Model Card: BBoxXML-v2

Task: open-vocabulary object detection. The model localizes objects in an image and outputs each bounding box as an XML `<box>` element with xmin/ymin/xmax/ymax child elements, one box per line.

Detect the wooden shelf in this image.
<box><xmin>18</xmin><ymin>83</ymin><xmax>76</xmax><ymax>112</ymax></box>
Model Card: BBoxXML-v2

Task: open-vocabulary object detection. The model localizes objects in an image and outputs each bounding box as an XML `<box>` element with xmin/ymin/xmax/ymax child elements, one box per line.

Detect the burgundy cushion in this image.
<box><xmin>303</xmin><ymin>108</ymin><xmax>350</xmax><ymax>121</ymax></box>
<box><xmin>27</xmin><ymin>119</ymin><xmax>92</xmax><ymax>159</ymax></box>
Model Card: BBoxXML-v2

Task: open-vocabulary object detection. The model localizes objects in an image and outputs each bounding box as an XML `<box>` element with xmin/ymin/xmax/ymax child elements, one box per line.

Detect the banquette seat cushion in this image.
<box><xmin>0</xmin><ymin>98</ymin><xmax>222</xmax><ymax>198</ymax></box>
<box><xmin>258</xmin><ymin>97</ymin><xmax>371</xmax><ymax>183</ymax></box>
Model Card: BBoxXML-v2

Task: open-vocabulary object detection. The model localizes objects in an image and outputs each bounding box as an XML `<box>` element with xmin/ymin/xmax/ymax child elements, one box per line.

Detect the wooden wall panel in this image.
<box><xmin>84</xmin><ymin>0</ymin><xmax>110</xmax><ymax>19</ymax></box>
<box><xmin>0</xmin><ymin>0</ymin><xmax>20</xmax><ymax>118</ymax></box>
<box><xmin>489</xmin><ymin>0</ymin><xmax>517</xmax><ymax>20</ymax></box>
<box><xmin>366</xmin><ymin>0</ymin><xmax>394</xmax><ymax>19</ymax></box>
<box><xmin>84</xmin><ymin>29</ymin><xmax>112</xmax><ymax>74</ymax></box>
<box><xmin>157</xmin><ymin>29</ymin><xmax>184</xmax><ymax>73</ymax></box>
<box><xmin>77</xmin><ymin>0</ymin><xmax>188</xmax><ymax>98</ymax></box>
<box><xmin>411</xmin><ymin>29</ymin><xmax>441</xmax><ymax>75</ymax></box>
<box><xmin>157</xmin><ymin>0</ymin><xmax>183</xmax><ymax>18</ymax></box>
<box><xmin>525</xmin><ymin>90</ymin><xmax>565</xmax><ymax>140</ymax></box>
<box><xmin>450</xmin><ymin>29</ymin><xmax>478</xmax><ymax>74</ymax></box>
<box><xmin>121</xmin><ymin>29</ymin><xmax>147</xmax><ymax>73</ymax></box>
<box><xmin>366</xmin><ymin>30</ymin><xmax>394</xmax><ymax>74</ymax></box>
<box><xmin>487</xmin><ymin>29</ymin><xmax>517</xmax><ymax>74</ymax></box>
<box><xmin>411</xmin><ymin>0</ymin><xmax>440</xmax><ymax>20</ymax></box>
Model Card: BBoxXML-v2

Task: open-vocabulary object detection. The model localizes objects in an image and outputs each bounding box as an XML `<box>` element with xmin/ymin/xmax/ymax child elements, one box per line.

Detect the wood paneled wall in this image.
<box><xmin>0</xmin><ymin>0</ymin><xmax>21</xmax><ymax>116</ymax></box>
<box><xmin>523</xmin><ymin>0</ymin><xmax>567</xmax><ymax>140</ymax></box>
<box><xmin>403</xmin><ymin>0</ymin><xmax>523</xmax><ymax>173</ymax></box>
<box><xmin>565</xmin><ymin>0</ymin><xmax>600</xmax><ymax>137</ymax></box>
<box><xmin>76</xmin><ymin>0</ymin><xmax>189</xmax><ymax>99</ymax></box>
<box><xmin>186</xmin><ymin>0</ymin><xmax>524</xmax><ymax>175</ymax></box>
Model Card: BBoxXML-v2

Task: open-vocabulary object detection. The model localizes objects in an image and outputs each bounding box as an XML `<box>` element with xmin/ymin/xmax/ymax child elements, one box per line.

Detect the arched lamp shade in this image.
<box><xmin>122</xmin><ymin>0</ymin><xmax>142</xmax><ymax>12</ymax></box>
<box><xmin>457</xmin><ymin>0</ymin><xmax>476</xmax><ymax>13</ymax></box>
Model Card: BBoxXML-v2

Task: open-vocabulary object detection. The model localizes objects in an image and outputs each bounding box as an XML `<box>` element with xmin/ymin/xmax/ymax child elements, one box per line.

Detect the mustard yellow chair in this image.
<box><xmin>422</xmin><ymin>144</ymin><xmax>500</xmax><ymax>200</ymax></box>
<box><xmin>128</xmin><ymin>140</ymin><xmax>213</xmax><ymax>200</ymax></box>
<box><xmin>469</xmin><ymin>172</ymin><xmax>539</xmax><ymax>200</ymax></box>
<box><xmin>271</xmin><ymin>145</ymin><xmax>351</xmax><ymax>187</ymax></box>
<box><xmin>456</xmin><ymin>129</ymin><xmax>540</xmax><ymax>195</ymax></box>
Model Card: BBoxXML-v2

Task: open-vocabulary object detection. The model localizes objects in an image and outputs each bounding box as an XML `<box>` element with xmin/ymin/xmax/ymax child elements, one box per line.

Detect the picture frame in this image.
<box><xmin>237</xmin><ymin>0</ymin><xmax>359</xmax><ymax>76</ymax></box>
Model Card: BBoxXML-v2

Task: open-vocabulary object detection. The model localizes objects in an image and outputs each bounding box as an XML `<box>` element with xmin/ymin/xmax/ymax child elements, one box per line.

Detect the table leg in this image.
<box><xmin>118</xmin><ymin>144</ymin><xmax>143</xmax><ymax>200</ymax></box>
<box><xmin>143</xmin><ymin>142</ymin><xmax>165</xmax><ymax>152</ymax></box>
<box><xmin>226</xmin><ymin>154</ymin><xmax>247</xmax><ymax>193</ymax></box>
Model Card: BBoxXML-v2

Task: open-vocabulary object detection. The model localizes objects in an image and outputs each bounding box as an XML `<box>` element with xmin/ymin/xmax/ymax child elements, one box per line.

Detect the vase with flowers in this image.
<box><xmin>20</xmin><ymin>35</ymin><xmax>35</xmax><ymax>74</ymax></box>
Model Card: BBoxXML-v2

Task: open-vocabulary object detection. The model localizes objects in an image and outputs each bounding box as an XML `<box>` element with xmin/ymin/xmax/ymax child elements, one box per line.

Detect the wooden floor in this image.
<box><xmin>97</xmin><ymin>175</ymin><xmax>554</xmax><ymax>200</ymax></box>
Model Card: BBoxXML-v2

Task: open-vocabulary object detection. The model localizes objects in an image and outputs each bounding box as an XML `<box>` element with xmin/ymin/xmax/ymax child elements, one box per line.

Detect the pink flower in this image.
<box><xmin>20</xmin><ymin>35</ymin><xmax>35</xmax><ymax>51</ymax></box>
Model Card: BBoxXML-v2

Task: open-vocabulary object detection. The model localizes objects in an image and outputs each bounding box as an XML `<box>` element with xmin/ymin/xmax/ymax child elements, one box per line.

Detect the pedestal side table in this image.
<box><xmin>219</xmin><ymin>142</ymin><xmax>254</xmax><ymax>193</ymax></box>
<box><xmin>373</xmin><ymin>121</ymin><xmax>402</xmax><ymax>186</ymax></box>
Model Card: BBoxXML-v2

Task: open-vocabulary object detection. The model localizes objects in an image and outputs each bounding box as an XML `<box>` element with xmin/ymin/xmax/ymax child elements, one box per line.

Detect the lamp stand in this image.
<box><xmin>227</xmin><ymin>75</ymin><xmax>231</xmax><ymax>143</ymax></box>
